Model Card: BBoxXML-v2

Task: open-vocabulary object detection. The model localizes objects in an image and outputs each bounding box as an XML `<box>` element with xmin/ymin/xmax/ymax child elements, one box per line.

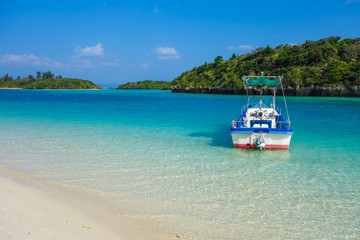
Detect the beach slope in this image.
<box><xmin>0</xmin><ymin>168</ymin><xmax>166</xmax><ymax>240</ymax></box>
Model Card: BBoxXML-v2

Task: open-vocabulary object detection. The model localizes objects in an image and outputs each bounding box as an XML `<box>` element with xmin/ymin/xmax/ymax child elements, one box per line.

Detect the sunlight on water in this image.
<box><xmin>0</xmin><ymin>89</ymin><xmax>360</xmax><ymax>239</ymax></box>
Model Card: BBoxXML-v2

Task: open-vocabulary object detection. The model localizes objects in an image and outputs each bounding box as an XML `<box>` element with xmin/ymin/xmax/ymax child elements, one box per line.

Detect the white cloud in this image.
<box><xmin>226</xmin><ymin>45</ymin><xmax>254</xmax><ymax>51</ymax></box>
<box><xmin>134</xmin><ymin>62</ymin><xmax>150</xmax><ymax>69</ymax></box>
<box><xmin>72</xmin><ymin>43</ymin><xmax>121</xmax><ymax>69</ymax></box>
<box><xmin>75</xmin><ymin>43</ymin><xmax>104</xmax><ymax>57</ymax></box>
<box><xmin>1</xmin><ymin>54</ymin><xmax>40</xmax><ymax>65</ymax></box>
<box><xmin>139</xmin><ymin>62</ymin><xmax>149</xmax><ymax>69</ymax></box>
<box><xmin>72</xmin><ymin>57</ymin><xmax>121</xmax><ymax>69</ymax></box>
<box><xmin>156</xmin><ymin>47</ymin><xmax>177</xmax><ymax>55</ymax></box>
<box><xmin>158</xmin><ymin>55</ymin><xmax>180</xmax><ymax>60</ymax></box>
<box><xmin>71</xmin><ymin>58</ymin><xmax>97</xmax><ymax>69</ymax></box>
<box><xmin>0</xmin><ymin>54</ymin><xmax>65</xmax><ymax>69</ymax></box>
<box><xmin>0</xmin><ymin>44</ymin><xmax>117</xmax><ymax>71</ymax></box>
<box><xmin>155</xmin><ymin>47</ymin><xmax>180</xmax><ymax>60</ymax></box>
<box><xmin>100</xmin><ymin>59</ymin><xmax>120</xmax><ymax>67</ymax></box>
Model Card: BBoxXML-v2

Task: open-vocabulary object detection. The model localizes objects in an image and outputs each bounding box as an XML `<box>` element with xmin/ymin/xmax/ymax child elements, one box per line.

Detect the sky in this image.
<box><xmin>0</xmin><ymin>0</ymin><xmax>360</xmax><ymax>86</ymax></box>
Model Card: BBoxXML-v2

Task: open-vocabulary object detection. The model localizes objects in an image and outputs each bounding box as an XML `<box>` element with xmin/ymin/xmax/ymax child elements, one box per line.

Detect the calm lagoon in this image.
<box><xmin>0</xmin><ymin>89</ymin><xmax>359</xmax><ymax>239</ymax></box>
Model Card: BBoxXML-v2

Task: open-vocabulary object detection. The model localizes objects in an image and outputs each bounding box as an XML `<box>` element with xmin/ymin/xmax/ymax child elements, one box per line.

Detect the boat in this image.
<box><xmin>230</xmin><ymin>75</ymin><xmax>293</xmax><ymax>150</ymax></box>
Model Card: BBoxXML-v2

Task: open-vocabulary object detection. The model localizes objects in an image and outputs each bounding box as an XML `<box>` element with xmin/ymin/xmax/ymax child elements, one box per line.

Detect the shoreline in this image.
<box><xmin>0</xmin><ymin>166</ymin><xmax>171</xmax><ymax>240</ymax></box>
<box><xmin>0</xmin><ymin>88</ymin><xmax>102</xmax><ymax>90</ymax></box>
<box><xmin>171</xmin><ymin>85</ymin><xmax>360</xmax><ymax>97</ymax></box>
<box><xmin>3</xmin><ymin>87</ymin><xmax>360</xmax><ymax>97</ymax></box>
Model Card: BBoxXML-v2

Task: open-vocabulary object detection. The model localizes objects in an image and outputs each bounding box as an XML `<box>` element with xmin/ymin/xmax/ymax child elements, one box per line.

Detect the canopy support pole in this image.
<box><xmin>279</xmin><ymin>77</ymin><xmax>291</xmax><ymax>128</ymax></box>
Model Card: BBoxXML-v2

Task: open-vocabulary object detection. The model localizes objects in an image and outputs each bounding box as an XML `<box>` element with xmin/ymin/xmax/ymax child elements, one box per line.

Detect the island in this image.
<box><xmin>118</xmin><ymin>36</ymin><xmax>360</xmax><ymax>97</ymax></box>
<box><xmin>0</xmin><ymin>71</ymin><xmax>102</xmax><ymax>89</ymax></box>
<box><xmin>116</xmin><ymin>80</ymin><xmax>171</xmax><ymax>90</ymax></box>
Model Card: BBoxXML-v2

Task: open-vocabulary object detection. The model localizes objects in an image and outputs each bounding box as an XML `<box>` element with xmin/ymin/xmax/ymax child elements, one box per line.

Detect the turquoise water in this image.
<box><xmin>0</xmin><ymin>89</ymin><xmax>360</xmax><ymax>239</ymax></box>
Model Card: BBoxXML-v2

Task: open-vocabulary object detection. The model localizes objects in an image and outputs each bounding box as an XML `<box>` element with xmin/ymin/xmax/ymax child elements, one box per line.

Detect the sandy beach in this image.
<box><xmin>0</xmin><ymin>166</ymin><xmax>169</xmax><ymax>240</ymax></box>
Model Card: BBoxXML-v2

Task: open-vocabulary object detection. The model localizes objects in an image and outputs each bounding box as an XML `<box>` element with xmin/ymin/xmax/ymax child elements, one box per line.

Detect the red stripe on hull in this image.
<box><xmin>233</xmin><ymin>143</ymin><xmax>289</xmax><ymax>149</ymax></box>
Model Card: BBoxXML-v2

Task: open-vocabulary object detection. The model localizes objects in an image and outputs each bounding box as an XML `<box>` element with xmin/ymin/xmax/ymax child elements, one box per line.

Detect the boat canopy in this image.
<box><xmin>244</xmin><ymin>77</ymin><xmax>280</xmax><ymax>86</ymax></box>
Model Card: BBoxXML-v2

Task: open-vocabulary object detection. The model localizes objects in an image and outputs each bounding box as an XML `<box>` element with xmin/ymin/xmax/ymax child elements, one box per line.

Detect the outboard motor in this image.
<box><xmin>254</xmin><ymin>135</ymin><xmax>266</xmax><ymax>150</ymax></box>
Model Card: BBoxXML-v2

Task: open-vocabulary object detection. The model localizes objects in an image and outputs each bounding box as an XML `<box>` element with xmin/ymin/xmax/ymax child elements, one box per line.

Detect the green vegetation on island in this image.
<box><xmin>120</xmin><ymin>37</ymin><xmax>360</xmax><ymax>96</ymax></box>
<box><xmin>116</xmin><ymin>80</ymin><xmax>171</xmax><ymax>89</ymax></box>
<box><xmin>0</xmin><ymin>71</ymin><xmax>101</xmax><ymax>89</ymax></box>
<box><xmin>173</xmin><ymin>36</ymin><xmax>360</xmax><ymax>90</ymax></box>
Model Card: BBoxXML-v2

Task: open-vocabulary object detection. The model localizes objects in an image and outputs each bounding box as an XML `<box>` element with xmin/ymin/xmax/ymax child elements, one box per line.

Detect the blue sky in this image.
<box><xmin>1</xmin><ymin>0</ymin><xmax>359</xmax><ymax>86</ymax></box>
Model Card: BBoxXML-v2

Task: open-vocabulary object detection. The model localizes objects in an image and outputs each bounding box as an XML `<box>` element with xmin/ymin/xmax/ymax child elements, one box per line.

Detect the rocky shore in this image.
<box><xmin>171</xmin><ymin>85</ymin><xmax>360</xmax><ymax>97</ymax></box>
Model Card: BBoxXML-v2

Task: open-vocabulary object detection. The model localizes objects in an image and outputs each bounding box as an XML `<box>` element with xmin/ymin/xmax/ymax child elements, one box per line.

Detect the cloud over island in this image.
<box><xmin>75</xmin><ymin>43</ymin><xmax>104</xmax><ymax>57</ymax></box>
<box><xmin>0</xmin><ymin>54</ymin><xmax>64</xmax><ymax>69</ymax></box>
<box><xmin>226</xmin><ymin>45</ymin><xmax>254</xmax><ymax>51</ymax></box>
<box><xmin>72</xmin><ymin>43</ymin><xmax>120</xmax><ymax>68</ymax></box>
<box><xmin>155</xmin><ymin>47</ymin><xmax>180</xmax><ymax>60</ymax></box>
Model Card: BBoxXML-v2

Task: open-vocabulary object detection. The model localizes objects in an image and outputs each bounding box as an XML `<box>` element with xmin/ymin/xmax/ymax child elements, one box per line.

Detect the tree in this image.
<box><xmin>3</xmin><ymin>74</ymin><xmax>13</xmax><ymax>81</ymax></box>
<box><xmin>36</xmin><ymin>71</ymin><xmax>42</xmax><ymax>79</ymax></box>
<box><xmin>325</xmin><ymin>59</ymin><xmax>349</xmax><ymax>84</ymax></box>
<box><xmin>343</xmin><ymin>43</ymin><xmax>360</xmax><ymax>62</ymax></box>
<box><xmin>42</xmin><ymin>71</ymin><xmax>54</xmax><ymax>79</ymax></box>
<box><xmin>230</xmin><ymin>53</ymin><xmax>237</xmax><ymax>60</ymax></box>
<box><xmin>302</xmin><ymin>66</ymin><xmax>322</xmax><ymax>87</ymax></box>
<box><xmin>214</xmin><ymin>55</ymin><xmax>223</xmax><ymax>63</ymax></box>
<box><xmin>262</xmin><ymin>45</ymin><xmax>274</xmax><ymax>56</ymax></box>
<box><xmin>286</xmin><ymin>67</ymin><xmax>303</xmax><ymax>88</ymax></box>
<box><xmin>28</xmin><ymin>75</ymin><xmax>34</xmax><ymax>80</ymax></box>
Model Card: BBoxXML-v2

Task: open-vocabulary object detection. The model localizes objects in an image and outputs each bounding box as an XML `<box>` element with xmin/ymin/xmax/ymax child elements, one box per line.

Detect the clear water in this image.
<box><xmin>0</xmin><ymin>89</ymin><xmax>360</xmax><ymax>239</ymax></box>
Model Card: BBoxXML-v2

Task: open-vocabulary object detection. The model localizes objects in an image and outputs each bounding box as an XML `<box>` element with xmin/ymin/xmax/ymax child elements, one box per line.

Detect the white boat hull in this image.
<box><xmin>231</xmin><ymin>132</ymin><xmax>292</xmax><ymax>149</ymax></box>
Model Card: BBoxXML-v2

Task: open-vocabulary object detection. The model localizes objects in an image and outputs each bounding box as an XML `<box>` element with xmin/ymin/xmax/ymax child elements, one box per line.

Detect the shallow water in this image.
<box><xmin>0</xmin><ymin>89</ymin><xmax>359</xmax><ymax>239</ymax></box>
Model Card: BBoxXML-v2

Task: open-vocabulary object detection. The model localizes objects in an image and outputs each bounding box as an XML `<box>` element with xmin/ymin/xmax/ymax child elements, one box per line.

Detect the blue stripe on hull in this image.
<box><xmin>230</xmin><ymin>127</ymin><xmax>293</xmax><ymax>135</ymax></box>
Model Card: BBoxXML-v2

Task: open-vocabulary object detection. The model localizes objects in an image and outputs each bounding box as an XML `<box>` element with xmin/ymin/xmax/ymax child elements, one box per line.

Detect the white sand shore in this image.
<box><xmin>0</xmin><ymin>167</ymin><xmax>170</xmax><ymax>240</ymax></box>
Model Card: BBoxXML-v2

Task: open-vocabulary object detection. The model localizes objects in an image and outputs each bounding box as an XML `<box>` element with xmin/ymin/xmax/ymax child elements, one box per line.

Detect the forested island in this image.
<box><xmin>116</xmin><ymin>80</ymin><xmax>171</xmax><ymax>89</ymax></box>
<box><xmin>0</xmin><ymin>71</ymin><xmax>101</xmax><ymax>89</ymax></box>
<box><xmin>118</xmin><ymin>36</ymin><xmax>360</xmax><ymax>97</ymax></box>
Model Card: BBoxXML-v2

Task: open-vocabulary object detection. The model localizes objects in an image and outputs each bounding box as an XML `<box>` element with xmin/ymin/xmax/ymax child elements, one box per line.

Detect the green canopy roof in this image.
<box><xmin>244</xmin><ymin>77</ymin><xmax>280</xmax><ymax>86</ymax></box>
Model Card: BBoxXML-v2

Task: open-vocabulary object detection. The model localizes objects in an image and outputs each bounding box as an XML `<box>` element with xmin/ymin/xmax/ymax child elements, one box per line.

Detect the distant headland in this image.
<box><xmin>116</xmin><ymin>80</ymin><xmax>171</xmax><ymax>90</ymax></box>
<box><xmin>0</xmin><ymin>71</ymin><xmax>101</xmax><ymax>89</ymax></box>
<box><xmin>118</xmin><ymin>36</ymin><xmax>360</xmax><ymax>97</ymax></box>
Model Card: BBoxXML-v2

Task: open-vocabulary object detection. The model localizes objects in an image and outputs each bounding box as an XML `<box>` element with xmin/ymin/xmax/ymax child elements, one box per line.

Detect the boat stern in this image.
<box><xmin>231</xmin><ymin>128</ymin><xmax>293</xmax><ymax>149</ymax></box>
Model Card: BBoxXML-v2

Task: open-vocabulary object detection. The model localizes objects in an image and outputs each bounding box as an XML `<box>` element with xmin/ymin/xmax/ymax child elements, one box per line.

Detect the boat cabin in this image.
<box><xmin>245</xmin><ymin>107</ymin><xmax>278</xmax><ymax>128</ymax></box>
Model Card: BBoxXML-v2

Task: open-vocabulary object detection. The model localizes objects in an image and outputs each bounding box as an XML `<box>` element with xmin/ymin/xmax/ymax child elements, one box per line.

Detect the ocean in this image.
<box><xmin>0</xmin><ymin>89</ymin><xmax>359</xmax><ymax>239</ymax></box>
